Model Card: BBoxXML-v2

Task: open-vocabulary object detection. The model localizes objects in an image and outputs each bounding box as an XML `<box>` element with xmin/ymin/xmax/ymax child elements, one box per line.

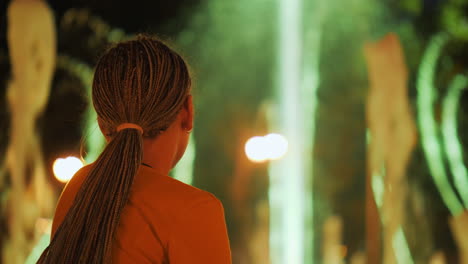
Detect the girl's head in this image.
<box><xmin>94</xmin><ymin>35</ymin><xmax>192</xmax><ymax>155</ymax></box>
<box><xmin>39</xmin><ymin>35</ymin><xmax>192</xmax><ymax>263</ymax></box>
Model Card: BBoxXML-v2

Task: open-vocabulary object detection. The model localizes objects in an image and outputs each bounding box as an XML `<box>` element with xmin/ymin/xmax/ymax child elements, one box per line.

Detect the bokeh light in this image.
<box><xmin>52</xmin><ymin>156</ymin><xmax>84</xmax><ymax>183</ymax></box>
<box><xmin>264</xmin><ymin>133</ymin><xmax>289</xmax><ymax>160</ymax></box>
<box><xmin>245</xmin><ymin>134</ymin><xmax>289</xmax><ymax>163</ymax></box>
<box><xmin>245</xmin><ymin>136</ymin><xmax>270</xmax><ymax>163</ymax></box>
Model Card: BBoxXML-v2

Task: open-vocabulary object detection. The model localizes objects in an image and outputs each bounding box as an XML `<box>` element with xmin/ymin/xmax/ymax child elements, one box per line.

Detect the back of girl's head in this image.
<box><xmin>94</xmin><ymin>35</ymin><xmax>191</xmax><ymax>137</ymax></box>
<box><xmin>38</xmin><ymin>35</ymin><xmax>191</xmax><ymax>263</ymax></box>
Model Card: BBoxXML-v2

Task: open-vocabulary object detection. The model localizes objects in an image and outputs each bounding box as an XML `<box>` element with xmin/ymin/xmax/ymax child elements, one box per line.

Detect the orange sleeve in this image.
<box><xmin>168</xmin><ymin>195</ymin><xmax>232</xmax><ymax>264</ymax></box>
<box><xmin>51</xmin><ymin>165</ymin><xmax>91</xmax><ymax>238</ymax></box>
<box><xmin>51</xmin><ymin>183</ymin><xmax>74</xmax><ymax>238</ymax></box>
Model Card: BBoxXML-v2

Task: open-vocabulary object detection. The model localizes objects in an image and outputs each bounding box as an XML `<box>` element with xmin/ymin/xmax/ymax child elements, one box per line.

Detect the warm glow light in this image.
<box><xmin>245</xmin><ymin>136</ymin><xmax>269</xmax><ymax>162</ymax></box>
<box><xmin>265</xmin><ymin>133</ymin><xmax>289</xmax><ymax>160</ymax></box>
<box><xmin>53</xmin><ymin>156</ymin><xmax>84</xmax><ymax>183</ymax></box>
<box><xmin>245</xmin><ymin>134</ymin><xmax>289</xmax><ymax>163</ymax></box>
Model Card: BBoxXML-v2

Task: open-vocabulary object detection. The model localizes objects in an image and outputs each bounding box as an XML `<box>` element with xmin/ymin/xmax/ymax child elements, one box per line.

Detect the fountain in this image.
<box><xmin>2</xmin><ymin>0</ymin><xmax>56</xmax><ymax>262</ymax></box>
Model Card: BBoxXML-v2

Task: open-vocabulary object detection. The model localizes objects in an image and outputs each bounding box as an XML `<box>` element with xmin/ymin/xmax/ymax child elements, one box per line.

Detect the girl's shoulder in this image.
<box><xmin>133</xmin><ymin>165</ymin><xmax>221</xmax><ymax>212</ymax></box>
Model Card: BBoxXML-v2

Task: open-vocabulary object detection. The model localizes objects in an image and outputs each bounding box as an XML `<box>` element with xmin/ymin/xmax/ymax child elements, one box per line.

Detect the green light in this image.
<box><xmin>442</xmin><ymin>4</ymin><xmax>468</xmax><ymax>41</ymax></box>
<box><xmin>416</xmin><ymin>33</ymin><xmax>464</xmax><ymax>215</ymax></box>
<box><xmin>393</xmin><ymin>227</ymin><xmax>414</xmax><ymax>264</ymax></box>
<box><xmin>301</xmin><ymin>1</ymin><xmax>324</xmax><ymax>263</ymax></box>
<box><xmin>25</xmin><ymin>233</ymin><xmax>50</xmax><ymax>264</ymax></box>
<box><xmin>270</xmin><ymin>0</ymin><xmax>321</xmax><ymax>263</ymax></box>
<box><xmin>442</xmin><ymin>75</ymin><xmax>468</xmax><ymax>207</ymax></box>
<box><xmin>371</xmin><ymin>168</ymin><xmax>384</xmax><ymax>209</ymax></box>
<box><xmin>172</xmin><ymin>135</ymin><xmax>195</xmax><ymax>185</ymax></box>
<box><xmin>270</xmin><ymin>0</ymin><xmax>305</xmax><ymax>263</ymax></box>
<box><xmin>370</xmin><ymin>160</ymin><xmax>414</xmax><ymax>264</ymax></box>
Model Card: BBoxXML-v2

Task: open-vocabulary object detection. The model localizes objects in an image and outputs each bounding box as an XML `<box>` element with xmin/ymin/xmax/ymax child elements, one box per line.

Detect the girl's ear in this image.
<box><xmin>97</xmin><ymin>117</ymin><xmax>112</xmax><ymax>142</ymax></box>
<box><xmin>182</xmin><ymin>95</ymin><xmax>194</xmax><ymax>132</ymax></box>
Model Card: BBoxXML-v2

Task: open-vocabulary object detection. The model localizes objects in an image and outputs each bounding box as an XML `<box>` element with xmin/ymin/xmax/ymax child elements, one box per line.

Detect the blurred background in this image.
<box><xmin>1</xmin><ymin>0</ymin><xmax>468</xmax><ymax>263</ymax></box>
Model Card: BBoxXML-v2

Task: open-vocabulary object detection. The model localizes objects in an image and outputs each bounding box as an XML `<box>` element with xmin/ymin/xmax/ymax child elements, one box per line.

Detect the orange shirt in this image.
<box><xmin>51</xmin><ymin>164</ymin><xmax>232</xmax><ymax>264</ymax></box>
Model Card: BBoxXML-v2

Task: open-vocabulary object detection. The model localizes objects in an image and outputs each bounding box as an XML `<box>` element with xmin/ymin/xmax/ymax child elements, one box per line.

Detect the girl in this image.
<box><xmin>39</xmin><ymin>35</ymin><xmax>232</xmax><ymax>263</ymax></box>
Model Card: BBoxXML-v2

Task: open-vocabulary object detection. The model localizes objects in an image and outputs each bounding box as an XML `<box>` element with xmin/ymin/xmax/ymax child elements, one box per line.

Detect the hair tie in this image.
<box><xmin>116</xmin><ymin>123</ymin><xmax>144</xmax><ymax>134</ymax></box>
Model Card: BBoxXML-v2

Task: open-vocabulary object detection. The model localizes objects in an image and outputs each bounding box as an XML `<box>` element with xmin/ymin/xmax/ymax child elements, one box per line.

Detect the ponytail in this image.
<box><xmin>38</xmin><ymin>129</ymin><xmax>142</xmax><ymax>263</ymax></box>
